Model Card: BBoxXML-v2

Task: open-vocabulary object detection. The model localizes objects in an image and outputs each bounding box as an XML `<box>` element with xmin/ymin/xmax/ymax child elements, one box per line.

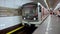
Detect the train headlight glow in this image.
<box><xmin>24</xmin><ymin>17</ymin><xmax>26</xmax><ymax>20</ymax></box>
<box><xmin>34</xmin><ymin>18</ymin><xmax>36</xmax><ymax>20</ymax></box>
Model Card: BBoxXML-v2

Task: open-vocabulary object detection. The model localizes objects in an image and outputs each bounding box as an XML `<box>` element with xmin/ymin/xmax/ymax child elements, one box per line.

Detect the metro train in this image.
<box><xmin>21</xmin><ymin>2</ymin><xmax>49</xmax><ymax>26</ymax></box>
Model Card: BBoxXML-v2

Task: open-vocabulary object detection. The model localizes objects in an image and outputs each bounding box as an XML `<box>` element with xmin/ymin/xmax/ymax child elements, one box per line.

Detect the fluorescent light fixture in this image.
<box><xmin>44</xmin><ymin>0</ymin><xmax>49</xmax><ymax>9</ymax></box>
<box><xmin>54</xmin><ymin>2</ymin><xmax>60</xmax><ymax>10</ymax></box>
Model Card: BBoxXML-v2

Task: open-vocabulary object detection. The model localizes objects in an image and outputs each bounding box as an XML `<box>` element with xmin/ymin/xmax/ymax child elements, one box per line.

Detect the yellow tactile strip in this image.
<box><xmin>6</xmin><ymin>26</ymin><xmax>24</xmax><ymax>34</ymax></box>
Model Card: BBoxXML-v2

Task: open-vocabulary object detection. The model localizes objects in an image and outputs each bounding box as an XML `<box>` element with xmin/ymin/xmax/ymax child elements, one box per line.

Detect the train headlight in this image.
<box><xmin>24</xmin><ymin>17</ymin><xmax>26</xmax><ymax>19</ymax></box>
<box><xmin>34</xmin><ymin>18</ymin><xmax>36</xmax><ymax>20</ymax></box>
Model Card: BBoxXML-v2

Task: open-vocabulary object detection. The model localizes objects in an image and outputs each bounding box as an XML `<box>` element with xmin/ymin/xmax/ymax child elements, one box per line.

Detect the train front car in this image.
<box><xmin>21</xmin><ymin>2</ymin><xmax>41</xmax><ymax>27</ymax></box>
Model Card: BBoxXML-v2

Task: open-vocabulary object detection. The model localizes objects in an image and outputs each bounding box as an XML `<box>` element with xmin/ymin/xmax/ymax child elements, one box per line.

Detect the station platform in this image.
<box><xmin>0</xmin><ymin>15</ymin><xmax>60</xmax><ymax>34</ymax></box>
<box><xmin>33</xmin><ymin>15</ymin><xmax>60</xmax><ymax>34</ymax></box>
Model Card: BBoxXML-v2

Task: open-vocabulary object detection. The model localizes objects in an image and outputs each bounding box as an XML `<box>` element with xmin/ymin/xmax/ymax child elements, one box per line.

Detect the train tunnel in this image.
<box><xmin>0</xmin><ymin>0</ymin><xmax>60</xmax><ymax>34</ymax></box>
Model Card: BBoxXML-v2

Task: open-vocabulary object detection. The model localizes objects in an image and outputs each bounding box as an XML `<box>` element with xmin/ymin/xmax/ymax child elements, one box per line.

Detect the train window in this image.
<box><xmin>22</xmin><ymin>4</ymin><xmax>38</xmax><ymax>22</ymax></box>
<box><xmin>39</xmin><ymin>5</ymin><xmax>41</xmax><ymax>12</ymax></box>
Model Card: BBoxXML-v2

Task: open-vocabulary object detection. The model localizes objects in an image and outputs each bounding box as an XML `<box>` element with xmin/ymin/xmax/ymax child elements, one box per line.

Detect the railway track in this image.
<box><xmin>7</xmin><ymin>25</ymin><xmax>37</xmax><ymax>34</ymax></box>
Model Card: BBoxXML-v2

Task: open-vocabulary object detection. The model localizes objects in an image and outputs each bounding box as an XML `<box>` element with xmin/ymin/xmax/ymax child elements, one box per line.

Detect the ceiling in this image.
<box><xmin>46</xmin><ymin>0</ymin><xmax>60</xmax><ymax>10</ymax></box>
<box><xmin>32</xmin><ymin>0</ymin><xmax>60</xmax><ymax>10</ymax></box>
<box><xmin>0</xmin><ymin>0</ymin><xmax>33</xmax><ymax>9</ymax></box>
<box><xmin>0</xmin><ymin>0</ymin><xmax>60</xmax><ymax>10</ymax></box>
<box><xmin>54</xmin><ymin>2</ymin><xmax>60</xmax><ymax>10</ymax></box>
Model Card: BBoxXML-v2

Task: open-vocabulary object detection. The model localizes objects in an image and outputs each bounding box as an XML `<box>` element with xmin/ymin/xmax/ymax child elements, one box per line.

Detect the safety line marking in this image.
<box><xmin>6</xmin><ymin>26</ymin><xmax>24</xmax><ymax>34</ymax></box>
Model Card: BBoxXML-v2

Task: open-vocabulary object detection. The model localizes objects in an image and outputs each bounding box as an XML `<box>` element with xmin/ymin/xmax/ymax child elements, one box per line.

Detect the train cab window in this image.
<box><xmin>22</xmin><ymin>4</ymin><xmax>38</xmax><ymax>22</ymax></box>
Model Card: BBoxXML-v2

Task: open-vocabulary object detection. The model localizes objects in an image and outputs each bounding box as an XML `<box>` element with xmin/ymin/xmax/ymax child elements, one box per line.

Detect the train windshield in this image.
<box><xmin>22</xmin><ymin>5</ymin><xmax>38</xmax><ymax>22</ymax></box>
